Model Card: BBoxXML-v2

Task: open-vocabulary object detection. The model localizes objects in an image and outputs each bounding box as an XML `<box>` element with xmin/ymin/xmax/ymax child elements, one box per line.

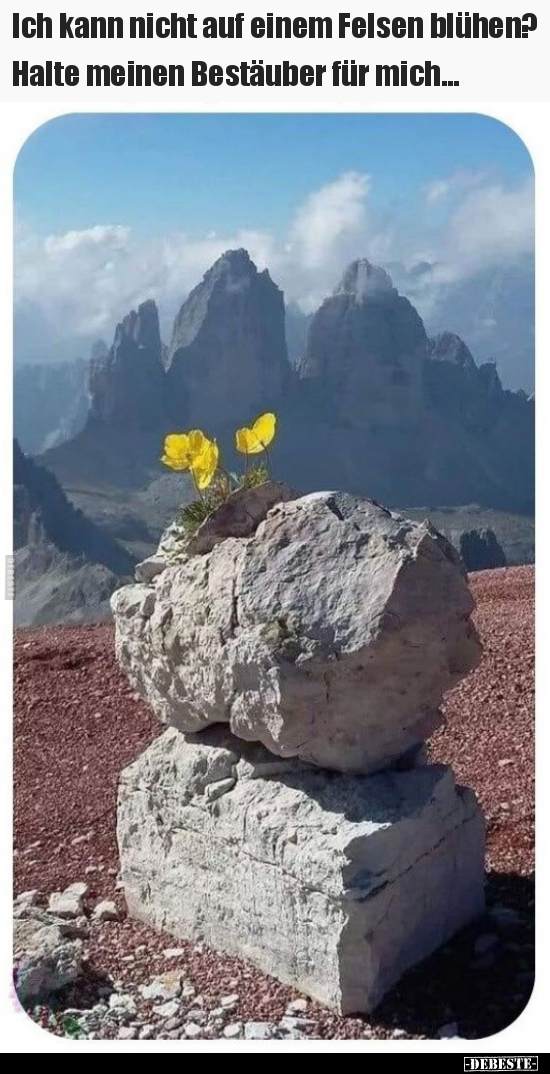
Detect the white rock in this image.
<box><xmin>223</xmin><ymin>1022</ymin><xmax>243</xmax><ymax>1038</ymax></box>
<box><xmin>184</xmin><ymin>1008</ymin><xmax>206</xmax><ymax>1025</ymax></box>
<box><xmin>135</xmin><ymin>555</ymin><xmax>169</xmax><ymax>584</ymax></box>
<box><xmin>220</xmin><ymin>993</ymin><xmax>239</xmax><ymax>1008</ymax></box>
<box><xmin>118</xmin><ymin>1026</ymin><xmax>138</xmax><ymax>1039</ymax></box>
<box><xmin>279</xmin><ymin>1015</ymin><xmax>313</xmax><ymax>1033</ymax></box>
<box><xmin>164</xmin><ymin>1015</ymin><xmax>184</xmax><ymax>1031</ymax></box>
<box><xmin>108</xmin><ymin>993</ymin><xmax>137</xmax><ymax>1021</ymax></box>
<box><xmin>244</xmin><ymin>1022</ymin><xmax>281</xmax><ymax>1040</ymax></box>
<box><xmin>183</xmin><ymin>1022</ymin><xmax>203</xmax><ymax>1038</ymax></box>
<box><xmin>92</xmin><ymin>900</ymin><xmax>119</xmax><ymax>922</ymax></box>
<box><xmin>13</xmin><ymin>908</ymin><xmax>84</xmax><ymax>1002</ymax></box>
<box><xmin>48</xmin><ymin>883</ymin><xmax>88</xmax><ymax>918</ymax></box>
<box><xmin>117</xmin><ymin>729</ymin><xmax>485</xmax><ymax>1014</ymax></box>
<box><xmin>152</xmin><ymin>999</ymin><xmax>181</xmax><ymax>1019</ymax></box>
<box><xmin>163</xmin><ymin>947</ymin><xmax>186</xmax><ymax>959</ymax></box>
<box><xmin>112</xmin><ymin>492</ymin><xmax>480</xmax><ymax>774</ymax></box>
<box><xmin>139</xmin><ymin>971</ymin><xmax>185</xmax><ymax>1001</ymax></box>
<box><xmin>14</xmin><ymin>890</ymin><xmax>41</xmax><ymax>910</ymax></box>
<box><xmin>285</xmin><ymin>998</ymin><xmax>309</xmax><ymax>1015</ymax></box>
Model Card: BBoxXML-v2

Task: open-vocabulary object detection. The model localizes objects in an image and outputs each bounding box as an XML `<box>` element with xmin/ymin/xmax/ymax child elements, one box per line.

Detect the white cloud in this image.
<box><xmin>443</xmin><ymin>179</ymin><xmax>534</xmax><ymax>272</ymax></box>
<box><xmin>288</xmin><ymin>171</ymin><xmax>370</xmax><ymax>270</ymax></box>
<box><xmin>14</xmin><ymin>169</ymin><xmax>534</xmax><ymax>379</ymax></box>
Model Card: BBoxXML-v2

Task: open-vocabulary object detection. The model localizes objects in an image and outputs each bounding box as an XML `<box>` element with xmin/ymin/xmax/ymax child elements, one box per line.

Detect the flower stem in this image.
<box><xmin>190</xmin><ymin>468</ymin><xmax>204</xmax><ymax>502</ymax></box>
<box><xmin>263</xmin><ymin>444</ymin><xmax>272</xmax><ymax>478</ymax></box>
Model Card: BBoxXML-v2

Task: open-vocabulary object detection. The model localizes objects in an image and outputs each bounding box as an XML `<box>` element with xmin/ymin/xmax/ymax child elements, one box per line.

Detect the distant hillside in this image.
<box><xmin>14</xmin><ymin>441</ymin><xmax>135</xmax><ymax>626</ymax></box>
<box><xmin>14</xmin><ymin>358</ymin><xmax>91</xmax><ymax>454</ymax></box>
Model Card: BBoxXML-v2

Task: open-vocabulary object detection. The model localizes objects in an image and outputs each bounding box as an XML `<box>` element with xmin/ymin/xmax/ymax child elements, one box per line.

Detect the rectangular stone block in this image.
<box><xmin>117</xmin><ymin>728</ymin><xmax>485</xmax><ymax>1014</ymax></box>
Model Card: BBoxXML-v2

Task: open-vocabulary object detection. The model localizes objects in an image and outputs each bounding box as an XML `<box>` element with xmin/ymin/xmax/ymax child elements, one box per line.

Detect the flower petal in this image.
<box><xmin>191</xmin><ymin>438</ymin><xmax>219</xmax><ymax>489</ymax></box>
<box><xmin>187</xmin><ymin>429</ymin><xmax>207</xmax><ymax>458</ymax></box>
<box><xmin>235</xmin><ymin>427</ymin><xmax>263</xmax><ymax>454</ymax></box>
<box><xmin>161</xmin><ymin>433</ymin><xmax>191</xmax><ymax>470</ymax></box>
<box><xmin>235</xmin><ymin>426</ymin><xmax>257</xmax><ymax>454</ymax></box>
<box><xmin>251</xmin><ymin>412</ymin><xmax>276</xmax><ymax>448</ymax></box>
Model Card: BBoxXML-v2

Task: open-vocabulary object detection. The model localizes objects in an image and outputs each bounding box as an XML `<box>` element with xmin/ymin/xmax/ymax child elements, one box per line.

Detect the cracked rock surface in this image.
<box><xmin>117</xmin><ymin>726</ymin><xmax>485</xmax><ymax>1014</ymax></box>
<box><xmin>112</xmin><ymin>491</ymin><xmax>481</xmax><ymax>773</ymax></box>
<box><xmin>13</xmin><ymin>566</ymin><xmax>535</xmax><ymax>1038</ymax></box>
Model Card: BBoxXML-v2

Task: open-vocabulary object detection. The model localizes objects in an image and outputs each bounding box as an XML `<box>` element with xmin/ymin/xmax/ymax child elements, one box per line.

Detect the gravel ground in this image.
<box><xmin>13</xmin><ymin>565</ymin><xmax>535</xmax><ymax>1041</ymax></box>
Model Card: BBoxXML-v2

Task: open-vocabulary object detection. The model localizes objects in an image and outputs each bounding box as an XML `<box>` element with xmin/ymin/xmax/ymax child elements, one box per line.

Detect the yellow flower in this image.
<box><xmin>191</xmin><ymin>437</ymin><xmax>219</xmax><ymax>490</ymax></box>
<box><xmin>235</xmin><ymin>412</ymin><xmax>277</xmax><ymax>455</ymax></box>
<box><xmin>161</xmin><ymin>429</ymin><xmax>208</xmax><ymax>472</ymax></box>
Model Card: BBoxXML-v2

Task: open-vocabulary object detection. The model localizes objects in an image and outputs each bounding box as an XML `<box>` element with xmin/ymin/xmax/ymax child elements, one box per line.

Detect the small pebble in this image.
<box><xmin>92</xmin><ymin>899</ymin><xmax>119</xmax><ymax>922</ymax></box>
<box><xmin>183</xmin><ymin>1023</ymin><xmax>203</xmax><ymax>1039</ymax></box>
<box><xmin>285</xmin><ymin>998</ymin><xmax>309</xmax><ymax>1015</ymax></box>
<box><xmin>223</xmin><ymin>1022</ymin><xmax>243</xmax><ymax>1038</ymax></box>
<box><xmin>220</xmin><ymin>993</ymin><xmax>239</xmax><ymax>1008</ymax></box>
<box><xmin>118</xmin><ymin>1026</ymin><xmax>138</xmax><ymax>1040</ymax></box>
<box><xmin>164</xmin><ymin>1016</ymin><xmax>184</xmax><ymax>1032</ymax></box>
<box><xmin>152</xmin><ymin>999</ymin><xmax>180</xmax><ymax>1019</ymax></box>
<box><xmin>244</xmin><ymin>1022</ymin><xmax>280</xmax><ymax>1040</ymax></box>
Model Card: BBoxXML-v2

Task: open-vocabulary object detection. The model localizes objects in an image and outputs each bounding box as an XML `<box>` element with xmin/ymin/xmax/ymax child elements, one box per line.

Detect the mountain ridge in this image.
<box><xmin>39</xmin><ymin>248</ymin><xmax>534</xmax><ymax>518</ymax></box>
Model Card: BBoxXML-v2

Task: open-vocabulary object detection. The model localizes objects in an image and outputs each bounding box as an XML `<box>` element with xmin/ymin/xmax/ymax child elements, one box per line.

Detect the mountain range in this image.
<box><xmin>41</xmin><ymin>248</ymin><xmax>534</xmax><ymax>514</ymax></box>
<box><xmin>13</xmin><ymin>248</ymin><xmax>534</xmax><ymax>623</ymax></box>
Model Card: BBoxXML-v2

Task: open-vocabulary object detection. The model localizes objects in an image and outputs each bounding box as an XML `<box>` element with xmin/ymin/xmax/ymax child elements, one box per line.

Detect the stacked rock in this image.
<box><xmin>112</xmin><ymin>487</ymin><xmax>485</xmax><ymax>1014</ymax></box>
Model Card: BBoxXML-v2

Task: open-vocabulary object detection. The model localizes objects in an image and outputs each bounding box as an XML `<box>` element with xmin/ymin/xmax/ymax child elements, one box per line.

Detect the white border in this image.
<box><xmin>1</xmin><ymin>94</ymin><xmax>546</xmax><ymax>1053</ymax></box>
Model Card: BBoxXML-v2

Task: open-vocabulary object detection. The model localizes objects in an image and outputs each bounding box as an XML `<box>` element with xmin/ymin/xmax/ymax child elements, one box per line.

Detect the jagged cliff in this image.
<box><xmin>88</xmin><ymin>300</ymin><xmax>165</xmax><ymax>430</ymax></box>
<box><xmin>40</xmin><ymin>249</ymin><xmax>534</xmax><ymax>515</ymax></box>
<box><xmin>165</xmin><ymin>248</ymin><xmax>290</xmax><ymax>427</ymax></box>
<box><xmin>299</xmin><ymin>260</ymin><xmax>427</xmax><ymax>425</ymax></box>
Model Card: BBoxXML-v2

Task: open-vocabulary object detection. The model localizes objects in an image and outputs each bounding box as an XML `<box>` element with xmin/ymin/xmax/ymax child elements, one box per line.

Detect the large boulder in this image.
<box><xmin>117</xmin><ymin>727</ymin><xmax>485</xmax><ymax>1014</ymax></box>
<box><xmin>112</xmin><ymin>491</ymin><xmax>481</xmax><ymax>774</ymax></box>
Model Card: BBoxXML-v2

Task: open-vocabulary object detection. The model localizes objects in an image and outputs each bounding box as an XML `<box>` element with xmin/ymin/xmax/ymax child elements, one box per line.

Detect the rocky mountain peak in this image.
<box><xmin>165</xmin><ymin>249</ymin><xmax>289</xmax><ymax>427</ymax></box>
<box><xmin>300</xmin><ymin>257</ymin><xmax>427</xmax><ymax>425</ymax></box>
<box><xmin>208</xmin><ymin>246</ymin><xmax>258</xmax><ymax>281</ymax></box>
<box><xmin>429</xmin><ymin>332</ymin><xmax>477</xmax><ymax>371</ymax></box>
<box><xmin>335</xmin><ymin>259</ymin><xmax>395</xmax><ymax>301</ymax></box>
<box><xmin>88</xmin><ymin>299</ymin><xmax>165</xmax><ymax>430</ymax></box>
<box><xmin>115</xmin><ymin>299</ymin><xmax>161</xmax><ymax>351</ymax></box>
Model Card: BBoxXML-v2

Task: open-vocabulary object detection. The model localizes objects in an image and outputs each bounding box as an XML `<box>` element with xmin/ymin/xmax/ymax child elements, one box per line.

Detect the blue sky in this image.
<box><xmin>15</xmin><ymin>112</ymin><xmax>532</xmax><ymax>238</ymax></box>
<box><xmin>14</xmin><ymin>113</ymin><xmax>534</xmax><ymax>388</ymax></box>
